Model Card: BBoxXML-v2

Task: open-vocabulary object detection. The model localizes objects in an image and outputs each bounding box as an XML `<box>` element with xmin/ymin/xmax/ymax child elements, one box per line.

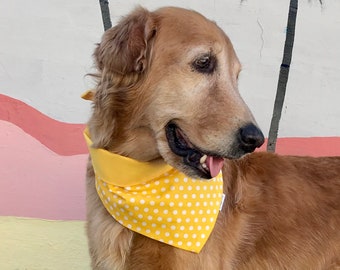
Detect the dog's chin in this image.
<box><xmin>164</xmin><ymin>122</ymin><xmax>250</xmax><ymax>180</ymax></box>
<box><xmin>170</xmin><ymin>159</ymin><xmax>211</xmax><ymax>179</ymax></box>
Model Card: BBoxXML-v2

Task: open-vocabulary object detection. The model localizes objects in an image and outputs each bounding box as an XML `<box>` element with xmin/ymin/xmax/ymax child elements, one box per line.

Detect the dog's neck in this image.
<box><xmin>83</xmin><ymin>90</ymin><xmax>159</xmax><ymax>162</ymax></box>
<box><xmin>88</xmin><ymin>119</ymin><xmax>160</xmax><ymax>162</ymax></box>
<box><xmin>111</xmin><ymin>126</ymin><xmax>161</xmax><ymax>162</ymax></box>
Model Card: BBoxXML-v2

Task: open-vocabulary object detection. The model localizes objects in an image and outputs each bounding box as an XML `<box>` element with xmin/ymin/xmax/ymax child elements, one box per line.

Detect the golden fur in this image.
<box><xmin>86</xmin><ymin>6</ymin><xmax>340</xmax><ymax>269</ymax></box>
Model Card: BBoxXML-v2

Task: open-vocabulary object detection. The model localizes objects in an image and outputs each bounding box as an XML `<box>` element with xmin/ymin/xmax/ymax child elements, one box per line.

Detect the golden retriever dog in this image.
<box><xmin>85</xmin><ymin>6</ymin><xmax>340</xmax><ymax>270</ymax></box>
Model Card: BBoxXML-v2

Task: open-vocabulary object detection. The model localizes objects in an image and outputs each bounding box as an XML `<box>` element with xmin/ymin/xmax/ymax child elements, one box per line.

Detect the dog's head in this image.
<box><xmin>89</xmin><ymin>7</ymin><xmax>264</xmax><ymax>179</ymax></box>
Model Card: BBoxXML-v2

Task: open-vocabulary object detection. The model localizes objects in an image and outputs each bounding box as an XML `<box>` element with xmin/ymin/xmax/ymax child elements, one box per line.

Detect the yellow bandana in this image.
<box><xmin>84</xmin><ymin>129</ymin><xmax>224</xmax><ymax>253</ymax></box>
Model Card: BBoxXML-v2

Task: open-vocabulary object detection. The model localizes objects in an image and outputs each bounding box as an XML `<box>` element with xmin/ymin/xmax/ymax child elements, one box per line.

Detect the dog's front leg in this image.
<box><xmin>86</xmin><ymin>161</ymin><xmax>133</xmax><ymax>270</ymax></box>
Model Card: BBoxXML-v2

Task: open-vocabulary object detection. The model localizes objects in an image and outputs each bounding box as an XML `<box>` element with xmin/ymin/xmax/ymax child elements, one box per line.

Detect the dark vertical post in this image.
<box><xmin>267</xmin><ymin>0</ymin><xmax>298</xmax><ymax>152</ymax></box>
<box><xmin>99</xmin><ymin>0</ymin><xmax>112</xmax><ymax>31</ymax></box>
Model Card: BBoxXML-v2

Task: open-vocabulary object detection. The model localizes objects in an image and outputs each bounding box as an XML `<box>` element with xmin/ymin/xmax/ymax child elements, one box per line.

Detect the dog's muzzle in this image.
<box><xmin>165</xmin><ymin>122</ymin><xmax>264</xmax><ymax>179</ymax></box>
<box><xmin>165</xmin><ymin>123</ymin><xmax>225</xmax><ymax>179</ymax></box>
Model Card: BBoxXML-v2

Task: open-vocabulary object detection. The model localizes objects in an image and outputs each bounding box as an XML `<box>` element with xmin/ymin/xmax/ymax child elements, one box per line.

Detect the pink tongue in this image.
<box><xmin>206</xmin><ymin>156</ymin><xmax>224</xmax><ymax>178</ymax></box>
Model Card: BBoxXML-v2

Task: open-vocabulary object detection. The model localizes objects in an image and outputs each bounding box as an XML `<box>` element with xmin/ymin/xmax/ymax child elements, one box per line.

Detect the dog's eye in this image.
<box><xmin>192</xmin><ymin>54</ymin><xmax>216</xmax><ymax>74</ymax></box>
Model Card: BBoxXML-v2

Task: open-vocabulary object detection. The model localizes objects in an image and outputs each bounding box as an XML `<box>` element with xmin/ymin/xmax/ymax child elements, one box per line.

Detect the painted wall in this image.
<box><xmin>0</xmin><ymin>0</ymin><xmax>99</xmax><ymax>268</ymax></box>
<box><xmin>0</xmin><ymin>0</ymin><xmax>339</xmax><ymax>269</ymax></box>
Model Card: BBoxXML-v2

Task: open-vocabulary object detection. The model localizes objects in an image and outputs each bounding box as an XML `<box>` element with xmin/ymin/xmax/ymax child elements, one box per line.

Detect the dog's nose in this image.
<box><xmin>238</xmin><ymin>124</ymin><xmax>265</xmax><ymax>151</ymax></box>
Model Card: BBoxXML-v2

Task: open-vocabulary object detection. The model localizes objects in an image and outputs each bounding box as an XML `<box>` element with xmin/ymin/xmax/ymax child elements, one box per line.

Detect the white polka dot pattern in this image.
<box><xmin>96</xmin><ymin>169</ymin><xmax>224</xmax><ymax>253</ymax></box>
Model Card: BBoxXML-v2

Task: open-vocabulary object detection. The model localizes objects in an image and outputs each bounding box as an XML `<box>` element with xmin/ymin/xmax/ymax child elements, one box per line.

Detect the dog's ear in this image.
<box><xmin>94</xmin><ymin>7</ymin><xmax>156</xmax><ymax>77</ymax></box>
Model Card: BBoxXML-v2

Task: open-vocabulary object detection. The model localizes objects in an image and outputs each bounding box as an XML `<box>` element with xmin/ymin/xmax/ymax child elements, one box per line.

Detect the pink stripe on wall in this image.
<box><xmin>258</xmin><ymin>137</ymin><xmax>340</xmax><ymax>156</ymax></box>
<box><xmin>2</xmin><ymin>93</ymin><xmax>340</xmax><ymax>157</ymax></box>
<box><xmin>0</xmin><ymin>94</ymin><xmax>87</xmax><ymax>156</ymax></box>
<box><xmin>275</xmin><ymin>137</ymin><xmax>340</xmax><ymax>156</ymax></box>
<box><xmin>0</xmin><ymin>120</ymin><xmax>87</xmax><ymax>220</ymax></box>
